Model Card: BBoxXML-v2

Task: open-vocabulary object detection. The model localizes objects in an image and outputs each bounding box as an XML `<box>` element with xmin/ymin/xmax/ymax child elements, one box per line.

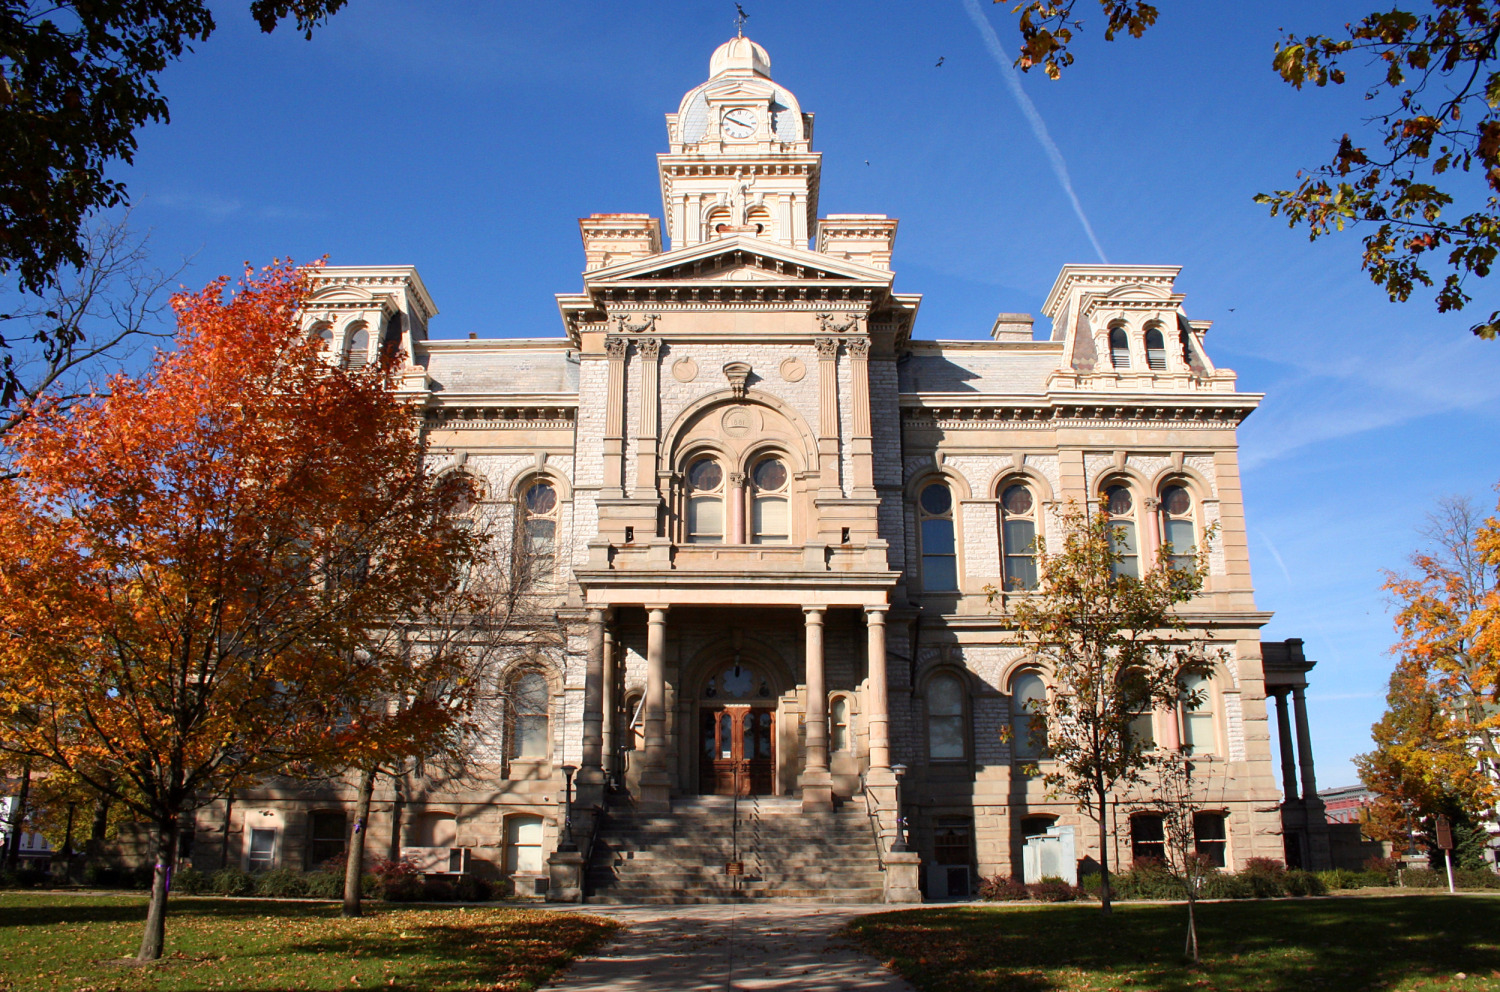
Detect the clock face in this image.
<box><xmin>722</xmin><ymin>108</ymin><xmax>758</xmax><ymax>139</ymax></box>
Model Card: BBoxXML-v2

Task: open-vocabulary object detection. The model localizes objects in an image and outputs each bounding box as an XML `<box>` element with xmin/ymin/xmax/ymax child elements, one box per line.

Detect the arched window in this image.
<box><xmin>624</xmin><ymin>692</ymin><xmax>644</xmax><ymax>751</ymax></box>
<box><xmin>1103</xmin><ymin>483</ymin><xmax>1138</xmax><ymax>580</ymax></box>
<box><xmin>927</xmin><ymin>672</ymin><xmax>966</xmax><ymax>761</ymax></box>
<box><xmin>686</xmin><ymin>457</ymin><xmax>724</xmax><ymax>544</ymax></box>
<box><xmin>750</xmin><ymin>456</ymin><xmax>789</xmax><ymax>544</ymax></box>
<box><xmin>1000</xmin><ymin>483</ymin><xmax>1038</xmax><ymax>591</ymax></box>
<box><xmin>1178</xmin><ymin>672</ymin><xmax>1215</xmax><ymax>754</ymax></box>
<box><xmin>830</xmin><ymin>695</ymin><xmax>850</xmax><ymax>752</ymax></box>
<box><xmin>520</xmin><ymin>480</ymin><xmax>558</xmax><ymax>582</ymax></box>
<box><xmin>310</xmin><ymin>323</ymin><xmax>334</xmax><ymax>353</ymax></box>
<box><xmin>918</xmin><ymin>481</ymin><xmax>958</xmax><ymax>592</ymax></box>
<box><xmin>1109</xmin><ymin>325</ymin><xmax>1131</xmax><ymax>369</ymax></box>
<box><xmin>1144</xmin><ymin>325</ymin><xmax>1167</xmax><ymax>370</ymax></box>
<box><xmin>1160</xmin><ymin>484</ymin><xmax>1195</xmax><ymax>571</ymax></box>
<box><xmin>745</xmin><ymin>205</ymin><xmax>772</xmax><ymax>236</ymax></box>
<box><xmin>1010</xmin><ymin>671</ymin><xmax>1047</xmax><ymax>760</ymax></box>
<box><xmin>705</xmin><ymin>207</ymin><xmax>731</xmax><ymax>238</ymax></box>
<box><xmin>344</xmin><ymin>323</ymin><xmax>369</xmax><ymax>369</ymax></box>
<box><xmin>1120</xmin><ymin>667</ymin><xmax>1155</xmax><ymax>749</ymax></box>
<box><xmin>508</xmin><ymin>670</ymin><xmax>550</xmax><ymax>759</ymax></box>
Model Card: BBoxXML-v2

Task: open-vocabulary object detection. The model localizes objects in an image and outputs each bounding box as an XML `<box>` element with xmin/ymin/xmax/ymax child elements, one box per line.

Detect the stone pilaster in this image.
<box><xmin>814</xmin><ymin>337</ymin><xmax>840</xmax><ymax>497</ymax></box>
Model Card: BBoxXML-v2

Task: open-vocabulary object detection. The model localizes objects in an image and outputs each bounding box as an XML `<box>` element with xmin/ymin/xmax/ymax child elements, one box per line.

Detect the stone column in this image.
<box><xmin>641</xmin><ymin>606</ymin><xmax>672</xmax><ymax>810</ymax></box>
<box><xmin>814</xmin><ymin>337</ymin><xmax>840</xmax><ymax>497</ymax></box>
<box><xmin>602</xmin><ymin>336</ymin><xmax>627</xmax><ymax>498</ymax></box>
<box><xmin>865</xmin><ymin>606</ymin><xmax>890</xmax><ymax>772</ymax></box>
<box><xmin>1273</xmin><ymin>690</ymin><xmax>1299</xmax><ymax>801</ymax></box>
<box><xmin>728</xmin><ymin>471</ymin><xmax>747</xmax><ymax>544</ymax></box>
<box><xmin>846</xmin><ymin>334</ymin><xmax>875</xmax><ymax>499</ymax></box>
<box><xmin>601</xmin><ymin>621</ymin><xmax>617</xmax><ymax>783</ymax></box>
<box><xmin>579</xmin><ymin>609</ymin><xmax>606</xmax><ymax>791</ymax></box>
<box><xmin>1292</xmin><ymin>685</ymin><xmax>1318</xmax><ymax>801</ymax></box>
<box><xmin>800</xmin><ymin>606</ymin><xmax>834</xmax><ymax>811</ymax></box>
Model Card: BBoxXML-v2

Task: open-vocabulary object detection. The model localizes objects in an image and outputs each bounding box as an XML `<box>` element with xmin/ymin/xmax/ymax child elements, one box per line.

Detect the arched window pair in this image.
<box><xmin>921</xmin><ymin>479</ymin><xmax>1040</xmax><ymax>593</ymax></box>
<box><xmin>685</xmin><ymin>454</ymin><xmax>789</xmax><ymax>544</ymax></box>
<box><xmin>1108</xmin><ymin>322</ymin><xmax>1171</xmax><ymax>372</ymax></box>
<box><xmin>1100</xmin><ymin>480</ymin><xmax>1199</xmax><ymax>579</ymax></box>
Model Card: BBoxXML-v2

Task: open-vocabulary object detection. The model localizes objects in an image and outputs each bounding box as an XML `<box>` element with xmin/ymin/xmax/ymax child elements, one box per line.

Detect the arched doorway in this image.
<box><xmin>698</xmin><ymin>661</ymin><xmax>777</xmax><ymax>796</ymax></box>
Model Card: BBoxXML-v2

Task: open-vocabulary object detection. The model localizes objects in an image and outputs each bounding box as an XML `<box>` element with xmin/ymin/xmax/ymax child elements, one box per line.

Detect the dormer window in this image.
<box><xmin>1109</xmin><ymin>326</ymin><xmax>1130</xmax><ymax>369</ymax></box>
<box><xmin>1145</xmin><ymin>325</ymin><xmax>1167</xmax><ymax>371</ymax></box>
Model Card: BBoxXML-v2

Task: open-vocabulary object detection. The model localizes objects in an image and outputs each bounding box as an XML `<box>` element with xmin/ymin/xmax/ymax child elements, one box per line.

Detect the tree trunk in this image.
<box><xmin>1096</xmin><ymin>786</ymin><xmax>1113</xmax><ymax>916</ymax></box>
<box><xmin>5</xmin><ymin>757</ymin><xmax>32</xmax><ymax>871</ymax></box>
<box><xmin>1184</xmin><ymin>890</ymin><xmax>1199</xmax><ymax>963</ymax></box>
<box><xmin>219</xmin><ymin>793</ymin><xmax>234</xmax><ymax>869</ymax></box>
<box><xmin>136</xmin><ymin>816</ymin><xmax>179</xmax><ymax>962</ymax></box>
<box><xmin>343</xmin><ymin>766</ymin><xmax>377</xmax><ymax>918</ymax></box>
<box><xmin>60</xmin><ymin>804</ymin><xmax>76</xmax><ymax>882</ymax></box>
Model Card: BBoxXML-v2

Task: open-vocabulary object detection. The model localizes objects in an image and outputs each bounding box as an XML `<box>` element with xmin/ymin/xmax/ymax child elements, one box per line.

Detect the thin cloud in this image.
<box><xmin>960</xmin><ymin>0</ymin><xmax>1108</xmax><ymax>263</ymax></box>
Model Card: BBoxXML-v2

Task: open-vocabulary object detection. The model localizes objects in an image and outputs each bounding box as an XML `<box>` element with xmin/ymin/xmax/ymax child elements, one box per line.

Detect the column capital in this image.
<box><xmin>803</xmin><ymin>605</ymin><xmax>826</xmax><ymax>621</ymax></box>
<box><xmin>864</xmin><ymin>605</ymin><xmax>888</xmax><ymax>622</ymax></box>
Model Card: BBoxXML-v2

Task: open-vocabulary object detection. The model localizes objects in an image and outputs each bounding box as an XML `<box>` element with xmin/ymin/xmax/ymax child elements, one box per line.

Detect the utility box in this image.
<box><xmin>1022</xmin><ymin>824</ymin><xmax>1077</xmax><ymax>885</ymax></box>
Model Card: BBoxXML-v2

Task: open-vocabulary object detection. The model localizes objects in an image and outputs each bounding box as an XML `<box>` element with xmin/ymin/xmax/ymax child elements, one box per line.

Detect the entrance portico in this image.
<box><xmin>576</xmin><ymin>555</ymin><xmax>897</xmax><ymax>813</ymax></box>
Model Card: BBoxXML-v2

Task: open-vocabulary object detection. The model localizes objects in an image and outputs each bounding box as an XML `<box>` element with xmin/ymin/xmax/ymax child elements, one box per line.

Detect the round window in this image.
<box><xmin>1002</xmin><ymin>484</ymin><xmax>1033</xmax><ymax>514</ymax></box>
<box><xmin>1105</xmin><ymin>484</ymin><xmax>1133</xmax><ymax>515</ymax></box>
<box><xmin>753</xmin><ymin>457</ymin><xmax>787</xmax><ymax>491</ymax></box>
<box><xmin>920</xmin><ymin>482</ymin><xmax>952</xmax><ymax>515</ymax></box>
<box><xmin>525</xmin><ymin>482</ymin><xmax>556</xmax><ymax>514</ymax></box>
<box><xmin>1162</xmin><ymin>485</ymin><xmax>1191</xmax><ymax>515</ymax></box>
<box><xmin>688</xmin><ymin>458</ymin><xmax>723</xmax><ymax>492</ymax></box>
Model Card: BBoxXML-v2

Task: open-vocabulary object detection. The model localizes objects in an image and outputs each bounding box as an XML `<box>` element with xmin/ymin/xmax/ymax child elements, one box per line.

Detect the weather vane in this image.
<box><xmin>734</xmin><ymin>3</ymin><xmax>748</xmax><ymax>37</ymax></box>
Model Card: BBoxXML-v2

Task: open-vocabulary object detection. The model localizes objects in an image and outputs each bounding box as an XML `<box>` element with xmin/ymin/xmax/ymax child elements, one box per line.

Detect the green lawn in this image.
<box><xmin>847</xmin><ymin>894</ymin><xmax>1500</xmax><ymax>992</ymax></box>
<box><xmin>0</xmin><ymin>894</ymin><xmax>618</xmax><ymax>992</ymax></box>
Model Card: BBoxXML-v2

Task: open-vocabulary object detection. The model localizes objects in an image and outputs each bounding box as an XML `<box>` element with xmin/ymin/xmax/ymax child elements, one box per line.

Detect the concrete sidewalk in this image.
<box><xmin>546</xmin><ymin>904</ymin><xmax>917</xmax><ymax>991</ymax></box>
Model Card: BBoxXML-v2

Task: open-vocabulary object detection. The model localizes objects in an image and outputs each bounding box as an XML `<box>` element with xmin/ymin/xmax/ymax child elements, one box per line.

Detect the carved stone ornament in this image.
<box><xmin>605</xmin><ymin>336</ymin><xmax>628</xmax><ymax>360</ymax></box>
<box><xmin>672</xmin><ymin>356</ymin><xmax>699</xmax><ymax>382</ymax></box>
<box><xmin>637</xmin><ymin>337</ymin><xmax>661</xmax><ymax>360</ymax></box>
<box><xmin>779</xmin><ymin>356</ymin><xmax>807</xmax><ymax>382</ymax></box>
<box><xmin>813</xmin><ymin>337</ymin><xmax>839</xmax><ymax>359</ymax></box>
<box><xmin>614</xmin><ymin>312</ymin><xmax>660</xmax><ymax>335</ymax></box>
<box><xmin>816</xmin><ymin>311</ymin><xmax>863</xmax><ymax>335</ymax></box>
<box><xmin>723</xmin><ymin>361</ymin><xmax>752</xmax><ymax>398</ymax></box>
<box><xmin>728</xmin><ymin>470</ymin><xmax>748</xmax><ymax>487</ymax></box>
<box><xmin>844</xmin><ymin>337</ymin><xmax>870</xmax><ymax>359</ymax></box>
<box><xmin>722</xmin><ymin>407</ymin><xmax>755</xmax><ymax>438</ymax></box>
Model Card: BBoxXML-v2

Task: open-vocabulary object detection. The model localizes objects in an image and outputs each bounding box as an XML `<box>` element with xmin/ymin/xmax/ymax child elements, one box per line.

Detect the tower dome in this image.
<box><xmin>709</xmin><ymin>35</ymin><xmax>771</xmax><ymax>78</ymax></box>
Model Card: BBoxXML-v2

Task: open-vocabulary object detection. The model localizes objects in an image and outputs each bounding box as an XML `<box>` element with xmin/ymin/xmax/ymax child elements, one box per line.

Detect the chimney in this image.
<box><xmin>990</xmin><ymin>313</ymin><xmax>1034</xmax><ymax>342</ymax></box>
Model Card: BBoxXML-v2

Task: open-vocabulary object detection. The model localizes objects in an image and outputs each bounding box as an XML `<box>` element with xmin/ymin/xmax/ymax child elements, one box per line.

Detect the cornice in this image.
<box><xmin>898</xmin><ymin>391</ymin><xmax>1261</xmax><ymax>429</ymax></box>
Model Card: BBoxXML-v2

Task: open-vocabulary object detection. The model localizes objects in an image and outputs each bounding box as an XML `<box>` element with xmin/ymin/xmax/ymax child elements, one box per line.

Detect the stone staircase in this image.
<box><xmin>584</xmin><ymin>794</ymin><xmax>887</xmax><ymax>904</ymax></box>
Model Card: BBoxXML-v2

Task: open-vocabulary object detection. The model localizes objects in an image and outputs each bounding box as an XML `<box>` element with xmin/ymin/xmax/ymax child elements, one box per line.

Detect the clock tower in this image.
<box><xmin>659</xmin><ymin>36</ymin><xmax>820</xmax><ymax>249</ymax></box>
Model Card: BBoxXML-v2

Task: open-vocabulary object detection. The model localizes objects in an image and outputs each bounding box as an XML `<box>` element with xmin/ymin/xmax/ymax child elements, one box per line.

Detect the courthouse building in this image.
<box><xmin>195</xmin><ymin>35</ymin><xmax>1334</xmax><ymax>901</ymax></box>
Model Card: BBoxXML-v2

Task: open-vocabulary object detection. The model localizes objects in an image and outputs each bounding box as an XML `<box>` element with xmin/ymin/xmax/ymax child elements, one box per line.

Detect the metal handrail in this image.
<box><xmin>860</xmin><ymin>772</ymin><xmax>886</xmax><ymax>871</ymax></box>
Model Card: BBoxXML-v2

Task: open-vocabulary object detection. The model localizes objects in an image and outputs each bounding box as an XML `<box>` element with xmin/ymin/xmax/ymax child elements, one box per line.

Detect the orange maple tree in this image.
<box><xmin>1360</xmin><ymin>494</ymin><xmax>1500</xmax><ymax>844</ymax></box>
<box><xmin>0</xmin><ymin>260</ymin><xmax>481</xmax><ymax>961</ymax></box>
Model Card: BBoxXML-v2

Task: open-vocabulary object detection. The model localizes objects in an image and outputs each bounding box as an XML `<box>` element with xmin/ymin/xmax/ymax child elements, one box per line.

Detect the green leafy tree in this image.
<box><xmin>0</xmin><ymin>0</ymin><xmax>349</xmax><ymax>404</ymax></box>
<box><xmin>1004</xmin><ymin>1</ymin><xmax>1500</xmax><ymax>339</ymax></box>
<box><xmin>992</xmin><ymin>500</ymin><xmax>1214</xmax><ymax>915</ymax></box>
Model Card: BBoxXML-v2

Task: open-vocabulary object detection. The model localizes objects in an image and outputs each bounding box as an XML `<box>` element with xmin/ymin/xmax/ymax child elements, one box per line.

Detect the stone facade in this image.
<box><xmin>191</xmin><ymin>35</ymin><xmax>1324</xmax><ymax>901</ymax></box>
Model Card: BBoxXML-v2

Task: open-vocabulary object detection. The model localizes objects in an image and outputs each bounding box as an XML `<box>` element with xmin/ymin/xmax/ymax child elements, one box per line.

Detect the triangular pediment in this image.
<box><xmin>584</xmin><ymin>236</ymin><xmax>895</xmax><ymax>288</ymax></box>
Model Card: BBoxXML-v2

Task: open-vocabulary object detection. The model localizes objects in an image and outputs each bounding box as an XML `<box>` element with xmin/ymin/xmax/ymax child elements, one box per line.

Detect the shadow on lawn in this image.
<box><xmin>0</xmin><ymin>896</ymin><xmax>340</xmax><ymax>929</ymax></box>
<box><xmin>849</xmin><ymin>896</ymin><xmax>1500</xmax><ymax>992</ymax></box>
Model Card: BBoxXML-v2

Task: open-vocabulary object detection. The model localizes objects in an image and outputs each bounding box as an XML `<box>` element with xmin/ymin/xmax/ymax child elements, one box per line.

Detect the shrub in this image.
<box><xmin>1283</xmin><ymin>869</ymin><xmax>1325</xmax><ymax>896</ymax></box>
<box><xmin>421</xmin><ymin>876</ymin><xmax>456</xmax><ymax>901</ymax></box>
<box><xmin>1364</xmin><ymin>855</ymin><xmax>1402</xmax><ymax>882</ymax></box>
<box><xmin>1356</xmin><ymin>869</ymin><xmax>1391</xmax><ymax>888</ymax></box>
<box><xmin>1026</xmin><ymin>877</ymin><xmax>1081</xmax><ymax>902</ymax></box>
<box><xmin>1400</xmin><ymin>867</ymin><xmax>1443</xmax><ymax>888</ymax></box>
<box><xmin>454</xmin><ymin>875</ymin><xmax>493</xmax><ymax>902</ymax></box>
<box><xmin>1111</xmin><ymin>860</ymin><xmax>1180</xmax><ymax>900</ymax></box>
<box><xmin>1198</xmin><ymin>871</ymin><xmax>1253</xmax><ymax>899</ymax></box>
<box><xmin>1315</xmin><ymin>868</ymin><xmax>1367</xmax><ymax>891</ymax></box>
<box><xmin>370</xmin><ymin>858</ymin><xmax>424</xmax><ymax>901</ymax></box>
<box><xmin>1239</xmin><ymin>858</ymin><xmax>1287</xmax><ymax>898</ymax></box>
<box><xmin>255</xmin><ymin>867</ymin><xmax>309</xmax><ymax>898</ymax></box>
<box><xmin>81</xmin><ymin>862</ymin><xmax>122</xmax><ymax>888</ymax></box>
<box><xmin>1455</xmin><ymin>868</ymin><xmax>1500</xmax><ymax>890</ymax></box>
<box><xmin>303</xmin><ymin>871</ymin><xmax>344</xmax><ymax>899</ymax></box>
<box><xmin>172</xmin><ymin>866</ymin><xmax>208</xmax><ymax>895</ymax></box>
<box><xmin>210</xmin><ymin>867</ymin><xmax>255</xmax><ymax>896</ymax></box>
<box><xmin>979</xmin><ymin>874</ymin><xmax>1030</xmax><ymax>901</ymax></box>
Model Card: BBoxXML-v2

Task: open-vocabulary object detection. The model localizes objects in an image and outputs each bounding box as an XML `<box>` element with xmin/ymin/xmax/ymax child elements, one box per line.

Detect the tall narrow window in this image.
<box><xmin>750</xmin><ymin>456</ymin><xmax>789</xmax><ymax>543</ymax></box>
<box><xmin>1121</xmin><ymin>666</ymin><xmax>1155</xmax><ymax>749</ymax></box>
<box><xmin>686</xmin><ymin>458</ymin><xmax>724</xmax><ymax>544</ymax></box>
<box><xmin>1194</xmin><ymin>812</ymin><xmax>1227</xmax><ymax>867</ymax></box>
<box><xmin>521</xmin><ymin>481</ymin><xmax>558</xmax><ymax>583</ymax></box>
<box><xmin>830</xmin><ymin>695</ymin><xmax>850</xmax><ymax>752</ymax></box>
<box><xmin>308</xmin><ymin>811</ymin><xmax>347</xmax><ymax>869</ymax></box>
<box><xmin>1109</xmin><ymin>326</ymin><xmax>1131</xmax><ymax>368</ymax></box>
<box><xmin>1010</xmin><ymin>672</ymin><xmax>1047</xmax><ymax>760</ymax></box>
<box><xmin>504</xmin><ymin>815</ymin><xmax>544</xmax><ymax>875</ymax></box>
<box><xmin>1131</xmin><ymin>813</ymin><xmax>1165</xmax><ymax>863</ymax></box>
<box><xmin>510</xmin><ymin>671</ymin><xmax>549</xmax><ymax>759</ymax></box>
<box><xmin>919</xmin><ymin>482</ymin><xmax>958</xmax><ymax>592</ymax></box>
<box><xmin>1000</xmin><ymin>483</ymin><xmax>1038</xmax><ymax>590</ymax></box>
<box><xmin>247</xmin><ymin>828</ymin><xmax>276</xmax><ymax>872</ymax></box>
<box><xmin>344</xmin><ymin>323</ymin><xmax>369</xmax><ymax>369</ymax></box>
<box><xmin>1144</xmin><ymin>325</ymin><xmax>1167</xmax><ymax>370</ymax></box>
<box><xmin>1104</xmin><ymin>484</ymin><xmax>1138</xmax><ymax>580</ymax></box>
<box><xmin>927</xmin><ymin>672</ymin><xmax>966</xmax><ymax>760</ymax></box>
<box><xmin>1160</xmin><ymin>484</ymin><xmax>1195</xmax><ymax>571</ymax></box>
<box><xmin>311</xmin><ymin>324</ymin><xmax>333</xmax><ymax>353</ymax></box>
<box><xmin>1179</xmin><ymin>673</ymin><xmax>1215</xmax><ymax>753</ymax></box>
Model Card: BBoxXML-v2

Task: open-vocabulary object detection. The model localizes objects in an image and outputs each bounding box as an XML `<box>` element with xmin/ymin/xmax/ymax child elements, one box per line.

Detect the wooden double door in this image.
<box><xmin>699</xmin><ymin>704</ymin><xmax>775</xmax><ymax>796</ymax></box>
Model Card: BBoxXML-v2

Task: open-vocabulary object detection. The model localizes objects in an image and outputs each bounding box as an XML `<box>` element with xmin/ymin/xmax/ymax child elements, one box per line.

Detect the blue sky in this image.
<box><xmin>116</xmin><ymin>0</ymin><xmax>1500</xmax><ymax>788</ymax></box>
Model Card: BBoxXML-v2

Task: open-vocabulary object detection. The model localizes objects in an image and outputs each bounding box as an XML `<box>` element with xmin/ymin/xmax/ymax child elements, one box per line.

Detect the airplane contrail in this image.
<box><xmin>960</xmin><ymin>0</ymin><xmax>1109</xmax><ymax>263</ymax></box>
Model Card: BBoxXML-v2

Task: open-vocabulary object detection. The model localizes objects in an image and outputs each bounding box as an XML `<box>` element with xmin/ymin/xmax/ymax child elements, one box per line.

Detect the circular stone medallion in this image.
<box><xmin>721</xmin><ymin>407</ymin><xmax>755</xmax><ymax>438</ymax></box>
<box><xmin>779</xmin><ymin>356</ymin><xmax>806</xmax><ymax>382</ymax></box>
<box><xmin>671</xmin><ymin>357</ymin><xmax>698</xmax><ymax>382</ymax></box>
